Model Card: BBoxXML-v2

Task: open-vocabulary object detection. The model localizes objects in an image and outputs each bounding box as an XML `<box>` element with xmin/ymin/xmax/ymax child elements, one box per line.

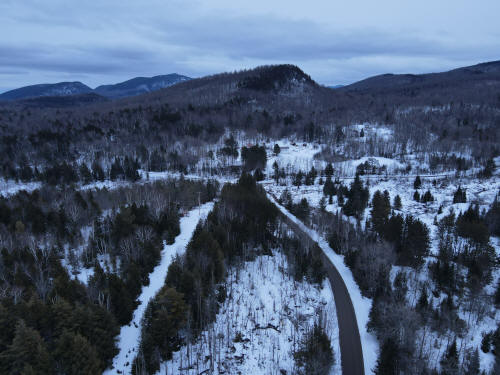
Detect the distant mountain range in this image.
<box><xmin>0</xmin><ymin>74</ymin><xmax>191</xmax><ymax>101</ymax></box>
<box><xmin>339</xmin><ymin>60</ymin><xmax>500</xmax><ymax>92</ymax></box>
<box><xmin>94</xmin><ymin>74</ymin><xmax>191</xmax><ymax>98</ymax></box>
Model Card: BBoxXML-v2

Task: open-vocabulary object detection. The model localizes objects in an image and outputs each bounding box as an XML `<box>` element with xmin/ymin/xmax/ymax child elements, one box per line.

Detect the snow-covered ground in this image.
<box><xmin>103</xmin><ymin>201</ymin><xmax>214</xmax><ymax>375</ymax></box>
<box><xmin>262</xmin><ymin>140</ymin><xmax>500</xmax><ymax>374</ymax></box>
<box><xmin>157</xmin><ymin>251</ymin><xmax>341</xmax><ymax>375</ymax></box>
<box><xmin>0</xmin><ymin>179</ymin><xmax>41</xmax><ymax>197</ymax></box>
<box><xmin>266</xmin><ymin>140</ymin><xmax>325</xmax><ymax>176</ymax></box>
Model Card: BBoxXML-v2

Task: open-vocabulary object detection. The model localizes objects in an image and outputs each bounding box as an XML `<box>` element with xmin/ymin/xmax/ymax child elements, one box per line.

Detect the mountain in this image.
<box><xmin>340</xmin><ymin>60</ymin><xmax>500</xmax><ymax>92</ymax></box>
<box><xmin>0</xmin><ymin>74</ymin><xmax>191</xmax><ymax>102</ymax></box>
<box><xmin>94</xmin><ymin>74</ymin><xmax>191</xmax><ymax>98</ymax></box>
<box><xmin>0</xmin><ymin>82</ymin><xmax>93</xmax><ymax>101</ymax></box>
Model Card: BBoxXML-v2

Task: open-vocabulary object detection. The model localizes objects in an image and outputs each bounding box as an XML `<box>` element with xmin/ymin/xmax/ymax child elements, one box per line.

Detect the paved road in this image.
<box><xmin>271</xmin><ymin>197</ymin><xmax>365</xmax><ymax>375</ymax></box>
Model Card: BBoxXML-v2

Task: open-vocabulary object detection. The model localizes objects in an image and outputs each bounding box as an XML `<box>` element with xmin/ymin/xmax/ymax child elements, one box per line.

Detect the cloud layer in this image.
<box><xmin>0</xmin><ymin>0</ymin><xmax>499</xmax><ymax>92</ymax></box>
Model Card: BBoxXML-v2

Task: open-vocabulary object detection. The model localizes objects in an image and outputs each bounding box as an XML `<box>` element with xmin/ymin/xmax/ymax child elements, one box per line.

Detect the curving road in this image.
<box><xmin>268</xmin><ymin>194</ymin><xmax>365</xmax><ymax>375</ymax></box>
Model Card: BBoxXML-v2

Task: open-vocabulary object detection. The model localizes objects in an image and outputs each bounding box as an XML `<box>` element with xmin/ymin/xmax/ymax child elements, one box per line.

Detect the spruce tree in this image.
<box><xmin>371</xmin><ymin>190</ymin><xmax>391</xmax><ymax>235</ymax></box>
<box><xmin>393</xmin><ymin>194</ymin><xmax>402</xmax><ymax>210</ymax></box>
<box><xmin>440</xmin><ymin>340</ymin><xmax>459</xmax><ymax>375</ymax></box>
<box><xmin>414</xmin><ymin>175</ymin><xmax>422</xmax><ymax>189</ymax></box>
<box><xmin>0</xmin><ymin>320</ymin><xmax>51</xmax><ymax>374</ymax></box>
<box><xmin>273</xmin><ymin>143</ymin><xmax>281</xmax><ymax>155</ymax></box>
<box><xmin>464</xmin><ymin>348</ymin><xmax>480</xmax><ymax>375</ymax></box>
<box><xmin>324</xmin><ymin>163</ymin><xmax>334</xmax><ymax>177</ymax></box>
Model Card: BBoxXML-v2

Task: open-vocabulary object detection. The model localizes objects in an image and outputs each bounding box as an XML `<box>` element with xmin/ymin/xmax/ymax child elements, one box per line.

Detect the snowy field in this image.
<box><xmin>157</xmin><ymin>251</ymin><xmax>341</xmax><ymax>375</ymax></box>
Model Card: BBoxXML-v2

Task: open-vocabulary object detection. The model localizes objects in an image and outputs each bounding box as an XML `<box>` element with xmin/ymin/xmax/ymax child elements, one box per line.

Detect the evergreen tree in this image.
<box><xmin>324</xmin><ymin>163</ymin><xmax>334</xmax><ymax>177</ymax></box>
<box><xmin>91</xmin><ymin>160</ymin><xmax>105</xmax><ymax>181</ymax></box>
<box><xmin>398</xmin><ymin>215</ymin><xmax>430</xmax><ymax>268</ymax></box>
<box><xmin>464</xmin><ymin>348</ymin><xmax>480</xmax><ymax>375</ymax></box>
<box><xmin>414</xmin><ymin>175</ymin><xmax>422</xmax><ymax>189</ymax></box>
<box><xmin>54</xmin><ymin>331</ymin><xmax>102</xmax><ymax>374</ymax></box>
<box><xmin>272</xmin><ymin>161</ymin><xmax>280</xmax><ymax>184</ymax></box>
<box><xmin>293</xmin><ymin>170</ymin><xmax>304</xmax><ymax>188</ymax></box>
<box><xmin>323</xmin><ymin>176</ymin><xmax>336</xmax><ymax>198</ymax></box>
<box><xmin>485</xmin><ymin>193</ymin><xmax>500</xmax><ymax>236</ymax></box>
<box><xmin>371</xmin><ymin>190</ymin><xmax>391</xmax><ymax>235</ymax></box>
<box><xmin>294</xmin><ymin>324</ymin><xmax>333</xmax><ymax>375</ymax></box>
<box><xmin>453</xmin><ymin>186</ymin><xmax>467</xmax><ymax>203</ymax></box>
<box><xmin>343</xmin><ymin>174</ymin><xmax>369</xmax><ymax>219</ymax></box>
<box><xmin>374</xmin><ymin>336</ymin><xmax>399</xmax><ymax>375</ymax></box>
<box><xmin>393</xmin><ymin>194</ymin><xmax>402</xmax><ymax>210</ymax></box>
<box><xmin>440</xmin><ymin>340</ymin><xmax>459</xmax><ymax>375</ymax></box>
<box><xmin>0</xmin><ymin>320</ymin><xmax>51</xmax><ymax>374</ymax></box>
<box><xmin>413</xmin><ymin>190</ymin><xmax>420</xmax><ymax>202</ymax></box>
<box><xmin>221</xmin><ymin>134</ymin><xmax>239</xmax><ymax>159</ymax></box>
<box><xmin>273</xmin><ymin>143</ymin><xmax>281</xmax><ymax>155</ymax></box>
<box><xmin>495</xmin><ymin>279</ymin><xmax>500</xmax><ymax>306</ymax></box>
<box><xmin>254</xmin><ymin>168</ymin><xmax>264</xmax><ymax>181</ymax></box>
<box><xmin>481</xmin><ymin>158</ymin><xmax>495</xmax><ymax>178</ymax></box>
<box><xmin>421</xmin><ymin>190</ymin><xmax>434</xmax><ymax>203</ymax></box>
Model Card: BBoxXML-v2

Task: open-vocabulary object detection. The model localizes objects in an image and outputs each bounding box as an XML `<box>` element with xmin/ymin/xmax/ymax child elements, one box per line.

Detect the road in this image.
<box><xmin>269</xmin><ymin>193</ymin><xmax>365</xmax><ymax>375</ymax></box>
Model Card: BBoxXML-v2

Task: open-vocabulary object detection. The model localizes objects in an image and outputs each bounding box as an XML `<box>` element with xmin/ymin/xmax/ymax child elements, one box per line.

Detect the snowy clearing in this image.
<box><xmin>157</xmin><ymin>251</ymin><xmax>341</xmax><ymax>375</ymax></box>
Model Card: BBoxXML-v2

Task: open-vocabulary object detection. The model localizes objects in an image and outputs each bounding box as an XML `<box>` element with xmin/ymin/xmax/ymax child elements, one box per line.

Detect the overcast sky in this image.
<box><xmin>1</xmin><ymin>0</ymin><xmax>499</xmax><ymax>92</ymax></box>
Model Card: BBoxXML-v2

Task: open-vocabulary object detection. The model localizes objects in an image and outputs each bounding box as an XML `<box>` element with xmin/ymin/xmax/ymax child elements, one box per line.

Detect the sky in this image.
<box><xmin>1</xmin><ymin>0</ymin><xmax>499</xmax><ymax>92</ymax></box>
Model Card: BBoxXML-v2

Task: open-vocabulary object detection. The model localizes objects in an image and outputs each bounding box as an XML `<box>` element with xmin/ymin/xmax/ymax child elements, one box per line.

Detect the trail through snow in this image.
<box><xmin>103</xmin><ymin>201</ymin><xmax>214</xmax><ymax>375</ymax></box>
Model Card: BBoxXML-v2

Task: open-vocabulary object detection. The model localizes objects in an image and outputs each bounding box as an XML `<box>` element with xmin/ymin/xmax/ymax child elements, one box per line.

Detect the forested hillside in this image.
<box><xmin>0</xmin><ymin>61</ymin><xmax>499</xmax><ymax>374</ymax></box>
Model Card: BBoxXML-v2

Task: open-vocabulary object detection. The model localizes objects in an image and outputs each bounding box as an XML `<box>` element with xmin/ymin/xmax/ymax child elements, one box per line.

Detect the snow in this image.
<box><xmin>157</xmin><ymin>251</ymin><xmax>341</xmax><ymax>375</ymax></box>
<box><xmin>267</xmin><ymin>194</ymin><xmax>379</xmax><ymax>375</ymax></box>
<box><xmin>0</xmin><ymin>179</ymin><xmax>41</xmax><ymax>197</ymax></box>
<box><xmin>334</xmin><ymin>156</ymin><xmax>405</xmax><ymax>177</ymax></box>
<box><xmin>103</xmin><ymin>201</ymin><xmax>214</xmax><ymax>375</ymax></box>
<box><xmin>266</xmin><ymin>140</ymin><xmax>325</xmax><ymax>176</ymax></box>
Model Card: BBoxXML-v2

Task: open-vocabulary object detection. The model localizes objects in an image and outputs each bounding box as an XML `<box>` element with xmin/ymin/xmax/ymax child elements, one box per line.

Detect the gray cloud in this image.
<box><xmin>0</xmin><ymin>0</ymin><xmax>499</xmax><ymax>91</ymax></box>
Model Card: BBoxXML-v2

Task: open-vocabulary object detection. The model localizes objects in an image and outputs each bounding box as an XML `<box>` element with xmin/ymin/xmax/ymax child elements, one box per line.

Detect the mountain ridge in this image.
<box><xmin>0</xmin><ymin>74</ymin><xmax>191</xmax><ymax>101</ymax></box>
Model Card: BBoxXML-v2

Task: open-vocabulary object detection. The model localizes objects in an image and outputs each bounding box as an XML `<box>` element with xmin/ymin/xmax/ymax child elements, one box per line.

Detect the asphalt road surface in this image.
<box><xmin>275</xmin><ymin>204</ymin><xmax>365</xmax><ymax>375</ymax></box>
